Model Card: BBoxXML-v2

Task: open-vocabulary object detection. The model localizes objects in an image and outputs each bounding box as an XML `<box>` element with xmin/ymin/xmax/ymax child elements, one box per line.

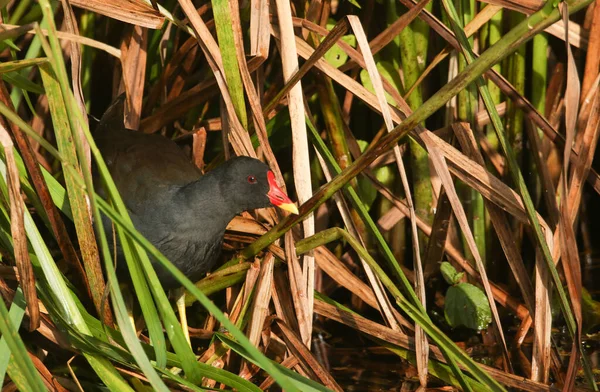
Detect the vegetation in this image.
<box><xmin>0</xmin><ymin>0</ymin><xmax>599</xmax><ymax>390</ymax></box>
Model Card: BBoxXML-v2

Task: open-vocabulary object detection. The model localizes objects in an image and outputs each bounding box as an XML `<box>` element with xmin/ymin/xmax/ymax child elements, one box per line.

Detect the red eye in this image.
<box><xmin>247</xmin><ymin>175</ymin><xmax>257</xmax><ymax>184</ymax></box>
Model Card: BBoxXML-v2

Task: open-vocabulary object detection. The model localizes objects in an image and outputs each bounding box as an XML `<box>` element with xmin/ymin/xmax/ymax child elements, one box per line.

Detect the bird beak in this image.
<box><xmin>266</xmin><ymin>171</ymin><xmax>299</xmax><ymax>214</ymax></box>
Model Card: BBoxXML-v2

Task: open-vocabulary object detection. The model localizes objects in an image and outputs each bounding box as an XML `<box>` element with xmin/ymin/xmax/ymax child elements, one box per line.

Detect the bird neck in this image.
<box><xmin>176</xmin><ymin>169</ymin><xmax>238</xmax><ymax>231</ymax></box>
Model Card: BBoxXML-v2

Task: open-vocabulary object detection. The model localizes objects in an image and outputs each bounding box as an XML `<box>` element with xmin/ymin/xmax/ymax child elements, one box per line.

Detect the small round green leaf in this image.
<box><xmin>444</xmin><ymin>283</ymin><xmax>492</xmax><ymax>330</ymax></box>
<box><xmin>322</xmin><ymin>20</ymin><xmax>356</xmax><ymax>68</ymax></box>
<box><xmin>324</xmin><ymin>43</ymin><xmax>348</xmax><ymax>68</ymax></box>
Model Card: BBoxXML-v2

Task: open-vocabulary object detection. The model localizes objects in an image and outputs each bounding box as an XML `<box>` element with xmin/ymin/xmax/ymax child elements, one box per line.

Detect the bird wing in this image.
<box><xmin>93</xmin><ymin>96</ymin><xmax>201</xmax><ymax>213</ymax></box>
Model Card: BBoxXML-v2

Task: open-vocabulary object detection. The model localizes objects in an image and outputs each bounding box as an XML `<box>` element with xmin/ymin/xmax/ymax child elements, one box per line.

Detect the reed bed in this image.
<box><xmin>0</xmin><ymin>0</ymin><xmax>599</xmax><ymax>390</ymax></box>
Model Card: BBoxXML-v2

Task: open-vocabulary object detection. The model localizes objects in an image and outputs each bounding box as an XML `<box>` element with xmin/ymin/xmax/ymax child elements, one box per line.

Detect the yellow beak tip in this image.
<box><xmin>278</xmin><ymin>202</ymin><xmax>299</xmax><ymax>215</ymax></box>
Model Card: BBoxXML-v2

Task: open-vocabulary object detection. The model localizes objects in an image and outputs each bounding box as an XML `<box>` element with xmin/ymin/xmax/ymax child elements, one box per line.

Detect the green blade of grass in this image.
<box><xmin>93</xmin><ymin>195</ymin><xmax>303</xmax><ymax>391</ymax></box>
<box><xmin>211</xmin><ymin>0</ymin><xmax>248</xmax><ymax>129</ymax></box>
<box><xmin>395</xmin><ymin>0</ymin><xmax>434</xmax><ymax>259</ymax></box>
<box><xmin>47</xmin><ymin>285</ymin><xmax>264</xmax><ymax>392</ymax></box>
<box><xmin>0</xmin><ymin>286</ymin><xmax>42</xmax><ymax>392</ymax></box>
<box><xmin>0</xmin><ymin>58</ymin><xmax>48</xmax><ymax>73</ymax></box>
<box><xmin>1</xmin><ymin>73</ymin><xmax>44</xmax><ymax>94</ymax></box>
<box><xmin>37</xmin><ymin>0</ymin><xmax>175</xmax><ymax>376</ymax></box>
<box><xmin>227</xmin><ymin>6</ymin><xmax>593</xmax><ymax>388</ymax></box>
<box><xmin>0</xmin><ymin>157</ymin><xmax>134</xmax><ymax>391</ymax></box>
<box><xmin>38</xmin><ymin>63</ymin><xmax>110</xmax><ymax>324</ymax></box>
<box><xmin>0</xmin><ymin>286</ymin><xmax>26</xmax><ymax>383</ymax></box>
<box><xmin>304</xmin><ymin>121</ymin><xmax>476</xmax><ymax>391</ymax></box>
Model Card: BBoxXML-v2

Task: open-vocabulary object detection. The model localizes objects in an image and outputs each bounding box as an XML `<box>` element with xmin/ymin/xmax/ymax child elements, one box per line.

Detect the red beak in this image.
<box><xmin>266</xmin><ymin>171</ymin><xmax>299</xmax><ymax>214</ymax></box>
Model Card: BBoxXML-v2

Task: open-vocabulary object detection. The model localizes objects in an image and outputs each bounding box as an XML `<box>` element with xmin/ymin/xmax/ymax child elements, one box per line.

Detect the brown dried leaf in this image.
<box><xmin>581</xmin><ymin>2</ymin><xmax>600</xmax><ymax>101</ymax></box>
<box><xmin>0</xmin><ymin>125</ymin><xmax>40</xmax><ymax>331</ymax></box>
<box><xmin>120</xmin><ymin>26</ymin><xmax>148</xmax><ymax>130</ymax></box>
<box><xmin>317</xmin><ymin>152</ymin><xmax>405</xmax><ymax>330</ymax></box>
<box><xmin>285</xmin><ymin>231</ymin><xmax>311</xmax><ymax>345</ymax></box>
<box><xmin>249</xmin><ymin>0</ymin><xmax>270</xmax><ymax>59</ymax></box>
<box><xmin>247</xmin><ymin>253</ymin><xmax>275</xmax><ymax>346</ymax></box>
<box><xmin>60</xmin><ymin>0</ymin><xmax>91</xmax><ymax>169</ymax></box>
<box><xmin>475</xmin><ymin>0</ymin><xmax>542</xmax><ymax>13</ymax></box>
<box><xmin>274</xmin><ymin>320</ymin><xmax>343</xmax><ymax>391</ymax></box>
<box><xmin>423</xmin><ymin>138</ymin><xmax>511</xmax><ymax>367</ymax></box>
<box><xmin>178</xmin><ymin>0</ymin><xmax>255</xmax><ymax>157</ymax></box>
<box><xmin>452</xmin><ymin>123</ymin><xmax>535</xmax><ymax>314</ymax></box>
<box><xmin>69</xmin><ymin>0</ymin><xmax>164</xmax><ymax>29</ymax></box>
<box><xmin>366</xmin><ymin>173</ymin><xmax>531</xmax><ymax>321</ymax></box>
<box><xmin>229</xmin><ymin>0</ymin><xmax>286</xmax><ymax>198</ymax></box>
<box><xmin>0</xmin><ymin>24</ymin><xmax>121</xmax><ymax>58</ymax></box>
<box><xmin>0</xmin><ymin>83</ymin><xmax>92</xmax><ymax>318</ymax></box>
<box><xmin>273</xmin><ymin>0</ymin><xmax>315</xmax><ymax>346</ymax></box>
<box><xmin>348</xmin><ymin>14</ymin><xmax>429</xmax><ymax>386</ymax></box>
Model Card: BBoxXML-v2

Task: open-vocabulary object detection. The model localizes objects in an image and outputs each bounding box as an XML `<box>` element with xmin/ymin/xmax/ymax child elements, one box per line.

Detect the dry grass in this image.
<box><xmin>0</xmin><ymin>0</ymin><xmax>598</xmax><ymax>391</ymax></box>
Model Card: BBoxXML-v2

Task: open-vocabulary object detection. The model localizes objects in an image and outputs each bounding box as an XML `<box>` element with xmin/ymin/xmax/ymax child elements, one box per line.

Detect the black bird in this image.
<box><xmin>94</xmin><ymin>96</ymin><xmax>297</xmax><ymax>338</ymax></box>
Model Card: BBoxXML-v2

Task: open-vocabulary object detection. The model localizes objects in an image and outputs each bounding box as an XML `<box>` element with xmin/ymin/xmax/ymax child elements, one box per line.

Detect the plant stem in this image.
<box><xmin>397</xmin><ymin>1</ymin><xmax>433</xmax><ymax>257</ymax></box>
<box><xmin>485</xmin><ymin>9</ymin><xmax>503</xmax><ymax>151</ymax></box>
<box><xmin>412</xmin><ymin>0</ymin><xmax>433</xmax><ymax>74</ymax></box>
<box><xmin>530</xmin><ymin>32</ymin><xmax>548</xmax><ymax>206</ymax></box>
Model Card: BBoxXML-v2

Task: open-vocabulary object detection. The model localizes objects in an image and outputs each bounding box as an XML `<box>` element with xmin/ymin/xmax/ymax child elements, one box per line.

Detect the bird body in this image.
<box><xmin>94</xmin><ymin>97</ymin><xmax>297</xmax><ymax>289</ymax></box>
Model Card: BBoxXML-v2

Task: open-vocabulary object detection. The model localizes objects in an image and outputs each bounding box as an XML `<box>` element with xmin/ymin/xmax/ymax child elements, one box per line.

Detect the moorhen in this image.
<box><xmin>94</xmin><ymin>96</ymin><xmax>298</xmax><ymax>339</ymax></box>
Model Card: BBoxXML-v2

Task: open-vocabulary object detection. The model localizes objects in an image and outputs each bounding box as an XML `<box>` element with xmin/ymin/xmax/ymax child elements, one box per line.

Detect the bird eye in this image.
<box><xmin>247</xmin><ymin>175</ymin><xmax>257</xmax><ymax>184</ymax></box>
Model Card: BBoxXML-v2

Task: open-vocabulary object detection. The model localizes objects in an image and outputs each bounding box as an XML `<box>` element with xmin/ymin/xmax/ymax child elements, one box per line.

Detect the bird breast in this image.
<box><xmin>151</xmin><ymin>231</ymin><xmax>224</xmax><ymax>290</ymax></box>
